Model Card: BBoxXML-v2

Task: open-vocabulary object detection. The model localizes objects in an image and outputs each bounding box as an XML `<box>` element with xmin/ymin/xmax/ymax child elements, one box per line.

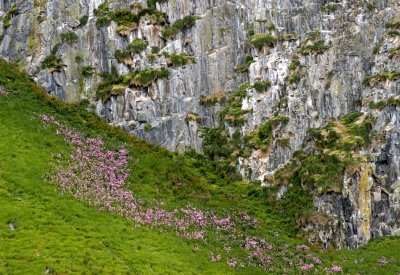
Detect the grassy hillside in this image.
<box><xmin>0</xmin><ymin>59</ymin><xmax>399</xmax><ymax>274</ymax></box>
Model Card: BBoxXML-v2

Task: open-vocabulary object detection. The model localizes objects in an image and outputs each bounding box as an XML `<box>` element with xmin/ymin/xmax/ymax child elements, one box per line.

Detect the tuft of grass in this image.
<box><xmin>252</xmin><ymin>81</ymin><xmax>271</xmax><ymax>93</ymax></box>
<box><xmin>127</xmin><ymin>38</ymin><xmax>148</xmax><ymax>53</ymax></box>
<box><xmin>41</xmin><ymin>54</ymin><xmax>64</xmax><ymax>72</ymax></box>
<box><xmin>299</xmin><ymin>31</ymin><xmax>330</xmax><ymax>55</ymax></box>
<box><xmin>2</xmin><ymin>6</ymin><xmax>19</xmax><ymax>29</ymax></box>
<box><xmin>81</xmin><ymin>66</ymin><xmax>95</xmax><ymax>77</ymax></box>
<box><xmin>320</xmin><ymin>3</ymin><xmax>337</xmax><ymax>13</ymax></box>
<box><xmin>220</xmin><ymin>83</ymin><xmax>252</xmax><ymax>126</ymax></box>
<box><xmin>248</xmin><ymin>33</ymin><xmax>277</xmax><ymax>50</ymax></box>
<box><xmin>78</xmin><ymin>15</ymin><xmax>89</xmax><ymax>27</ymax></box>
<box><xmin>245</xmin><ymin>116</ymin><xmax>289</xmax><ymax>152</ymax></box>
<box><xmin>168</xmin><ymin>53</ymin><xmax>196</xmax><ymax>67</ymax></box>
<box><xmin>363</xmin><ymin>71</ymin><xmax>400</xmax><ymax>86</ymax></box>
<box><xmin>161</xmin><ymin>15</ymin><xmax>198</xmax><ymax>39</ymax></box>
<box><xmin>200</xmin><ymin>92</ymin><xmax>226</xmax><ymax>106</ymax></box>
<box><xmin>60</xmin><ymin>31</ymin><xmax>79</xmax><ymax>44</ymax></box>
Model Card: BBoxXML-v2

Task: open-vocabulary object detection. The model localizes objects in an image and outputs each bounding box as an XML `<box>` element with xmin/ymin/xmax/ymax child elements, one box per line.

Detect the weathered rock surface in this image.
<box><xmin>1</xmin><ymin>0</ymin><xmax>400</xmax><ymax>249</ymax></box>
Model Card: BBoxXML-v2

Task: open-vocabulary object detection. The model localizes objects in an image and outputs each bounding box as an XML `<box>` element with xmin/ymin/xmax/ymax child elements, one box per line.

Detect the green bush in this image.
<box><xmin>199</xmin><ymin>92</ymin><xmax>226</xmax><ymax>106</ymax></box>
<box><xmin>151</xmin><ymin>46</ymin><xmax>160</xmax><ymax>54</ymax></box>
<box><xmin>234</xmin><ymin>55</ymin><xmax>254</xmax><ymax>73</ymax></box>
<box><xmin>363</xmin><ymin>71</ymin><xmax>400</xmax><ymax>86</ymax></box>
<box><xmin>96</xmin><ymin>16</ymin><xmax>112</xmax><ymax>28</ymax></box>
<box><xmin>144</xmin><ymin>123</ymin><xmax>152</xmax><ymax>132</ymax></box>
<box><xmin>220</xmin><ymin>83</ymin><xmax>251</xmax><ymax>126</ymax></box>
<box><xmin>299</xmin><ymin>31</ymin><xmax>330</xmax><ymax>55</ymax></box>
<box><xmin>111</xmin><ymin>8</ymin><xmax>139</xmax><ymax>26</ymax></box>
<box><xmin>369</xmin><ymin>101</ymin><xmax>386</xmax><ymax>109</ymax></box>
<box><xmin>128</xmin><ymin>38</ymin><xmax>148</xmax><ymax>53</ymax></box>
<box><xmin>300</xmin><ymin>40</ymin><xmax>330</xmax><ymax>55</ymax></box>
<box><xmin>386</xmin><ymin>17</ymin><xmax>400</xmax><ymax>29</ymax></box>
<box><xmin>78</xmin><ymin>15</ymin><xmax>89</xmax><ymax>27</ymax></box>
<box><xmin>168</xmin><ymin>53</ymin><xmax>196</xmax><ymax>66</ymax></box>
<box><xmin>2</xmin><ymin>7</ymin><xmax>19</xmax><ymax>29</ymax></box>
<box><xmin>246</xmin><ymin>116</ymin><xmax>289</xmax><ymax>152</ymax></box>
<box><xmin>134</xmin><ymin>68</ymin><xmax>169</xmax><ymax>86</ymax></box>
<box><xmin>51</xmin><ymin>43</ymin><xmax>62</xmax><ymax>55</ymax></box>
<box><xmin>162</xmin><ymin>15</ymin><xmax>198</xmax><ymax>39</ymax></box>
<box><xmin>60</xmin><ymin>32</ymin><xmax>79</xmax><ymax>44</ymax></box>
<box><xmin>41</xmin><ymin>54</ymin><xmax>64</xmax><ymax>71</ymax></box>
<box><xmin>96</xmin><ymin>74</ymin><xmax>125</xmax><ymax>102</ymax></box>
<box><xmin>200</xmin><ymin>127</ymin><xmax>232</xmax><ymax>161</ymax></box>
<box><xmin>320</xmin><ymin>3</ymin><xmax>337</xmax><ymax>13</ymax></box>
<box><xmin>286</xmin><ymin>56</ymin><xmax>302</xmax><ymax>85</ymax></box>
<box><xmin>146</xmin><ymin>0</ymin><xmax>168</xmax><ymax>9</ymax></box>
<box><xmin>147</xmin><ymin>53</ymin><xmax>157</xmax><ymax>62</ymax></box>
<box><xmin>81</xmin><ymin>66</ymin><xmax>95</xmax><ymax>77</ymax></box>
<box><xmin>115</xmin><ymin>50</ymin><xmax>132</xmax><ymax>63</ymax></box>
<box><xmin>341</xmin><ymin>112</ymin><xmax>363</xmax><ymax>125</ymax></box>
<box><xmin>253</xmin><ymin>81</ymin><xmax>271</xmax><ymax>93</ymax></box>
<box><xmin>248</xmin><ymin>33</ymin><xmax>277</xmax><ymax>49</ymax></box>
<box><xmin>122</xmin><ymin>68</ymin><xmax>169</xmax><ymax>87</ymax></box>
<box><xmin>94</xmin><ymin>2</ymin><xmax>112</xmax><ymax>28</ymax></box>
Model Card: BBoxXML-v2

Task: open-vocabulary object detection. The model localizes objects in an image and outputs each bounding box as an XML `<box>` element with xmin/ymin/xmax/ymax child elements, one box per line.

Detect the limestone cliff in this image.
<box><xmin>1</xmin><ymin>0</ymin><xmax>400</xmax><ymax>249</ymax></box>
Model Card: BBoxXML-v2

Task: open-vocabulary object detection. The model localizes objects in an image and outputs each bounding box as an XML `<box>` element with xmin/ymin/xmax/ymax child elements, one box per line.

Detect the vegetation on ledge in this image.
<box><xmin>386</xmin><ymin>17</ymin><xmax>400</xmax><ymax>36</ymax></box>
<box><xmin>252</xmin><ymin>80</ymin><xmax>271</xmax><ymax>93</ymax></box>
<box><xmin>96</xmin><ymin>68</ymin><xmax>168</xmax><ymax>101</ymax></box>
<box><xmin>248</xmin><ymin>33</ymin><xmax>277</xmax><ymax>50</ymax></box>
<box><xmin>299</xmin><ymin>30</ymin><xmax>330</xmax><ymax>55</ymax></box>
<box><xmin>41</xmin><ymin>54</ymin><xmax>64</xmax><ymax>72</ymax></box>
<box><xmin>220</xmin><ymin>83</ymin><xmax>252</xmax><ymax>126</ymax></box>
<box><xmin>199</xmin><ymin>92</ymin><xmax>226</xmax><ymax>106</ymax></box>
<box><xmin>285</xmin><ymin>56</ymin><xmax>303</xmax><ymax>85</ymax></box>
<box><xmin>167</xmin><ymin>52</ymin><xmax>196</xmax><ymax>67</ymax></box>
<box><xmin>363</xmin><ymin>71</ymin><xmax>400</xmax><ymax>86</ymax></box>
<box><xmin>60</xmin><ymin>31</ymin><xmax>79</xmax><ymax>44</ymax></box>
<box><xmin>274</xmin><ymin>112</ymin><xmax>375</xmax><ymax>195</ymax></box>
<box><xmin>2</xmin><ymin>6</ymin><xmax>19</xmax><ymax>29</ymax></box>
<box><xmin>245</xmin><ymin>116</ymin><xmax>289</xmax><ymax>152</ymax></box>
<box><xmin>161</xmin><ymin>15</ymin><xmax>198</xmax><ymax>39</ymax></box>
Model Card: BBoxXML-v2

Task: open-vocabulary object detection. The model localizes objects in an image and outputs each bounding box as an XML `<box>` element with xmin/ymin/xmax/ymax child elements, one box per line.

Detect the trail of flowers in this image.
<box><xmin>41</xmin><ymin>114</ymin><xmax>327</xmax><ymax>272</ymax></box>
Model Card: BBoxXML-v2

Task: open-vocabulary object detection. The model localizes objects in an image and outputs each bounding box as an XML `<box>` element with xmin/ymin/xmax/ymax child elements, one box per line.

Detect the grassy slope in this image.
<box><xmin>0</xmin><ymin>59</ymin><xmax>399</xmax><ymax>274</ymax></box>
<box><xmin>0</xmin><ymin>62</ymin><xmax>237</xmax><ymax>274</ymax></box>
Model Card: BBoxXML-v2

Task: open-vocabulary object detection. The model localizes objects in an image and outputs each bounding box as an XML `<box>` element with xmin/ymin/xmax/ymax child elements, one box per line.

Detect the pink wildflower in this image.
<box><xmin>227</xmin><ymin>259</ymin><xmax>238</xmax><ymax>268</ymax></box>
<box><xmin>299</xmin><ymin>263</ymin><xmax>314</xmax><ymax>271</ymax></box>
<box><xmin>378</xmin><ymin>257</ymin><xmax>388</xmax><ymax>265</ymax></box>
<box><xmin>210</xmin><ymin>255</ymin><xmax>222</xmax><ymax>262</ymax></box>
<box><xmin>330</xmin><ymin>265</ymin><xmax>342</xmax><ymax>273</ymax></box>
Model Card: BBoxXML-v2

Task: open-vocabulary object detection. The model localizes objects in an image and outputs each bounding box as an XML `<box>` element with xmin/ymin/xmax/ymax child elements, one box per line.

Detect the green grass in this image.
<box><xmin>323</xmin><ymin>237</ymin><xmax>400</xmax><ymax>274</ymax></box>
<box><xmin>0</xmin><ymin>61</ymin><xmax>239</xmax><ymax>274</ymax></box>
<box><xmin>0</xmin><ymin>59</ymin><xmax>399</xmax><ymax>273</ymax></box>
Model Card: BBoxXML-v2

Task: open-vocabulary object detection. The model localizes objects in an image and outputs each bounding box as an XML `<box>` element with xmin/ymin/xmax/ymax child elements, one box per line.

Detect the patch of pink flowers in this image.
<box><xmin>245</xmin><ymin>237</ymin><xmax>274</xmax><ymax>266</ymax></box>
<box><xmin>300</xmin><ymin>263</ymin><xmax>314</xmax><ymax>271</ymax></box>
<box><xmin>306</xmin><ymin>254</ymin><xmax>321</xmax><ymax>264</ymax></box>
<box><xmin>40</xmin><ymin>114</ymin><xmax>323</xmax><ymax>271</ymax></box>
<box><xmin>378</xmin><ymin>256</ymin><xmax>388</xmax><ymax>265</ymax></box>
<box><xmin>330</xmin><ymin>265</ymin><xmax>342</xmax><ymax>273</ymax></box>
<box><xmin>210</xmin><ymin>254</ymin><xmax>222</xmax><ymax>262</ymax></box>
<box><xmin>227</xmin><ymin>258</ymin><xmax>238</xmax><ymax>268</ymax></box>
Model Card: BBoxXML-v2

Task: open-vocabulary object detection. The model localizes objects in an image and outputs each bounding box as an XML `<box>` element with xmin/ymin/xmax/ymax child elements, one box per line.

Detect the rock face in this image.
<box><xmin>1</xmin><ymin>0</ymin><xmax>400</xmax><ymax>249</ymax></box>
